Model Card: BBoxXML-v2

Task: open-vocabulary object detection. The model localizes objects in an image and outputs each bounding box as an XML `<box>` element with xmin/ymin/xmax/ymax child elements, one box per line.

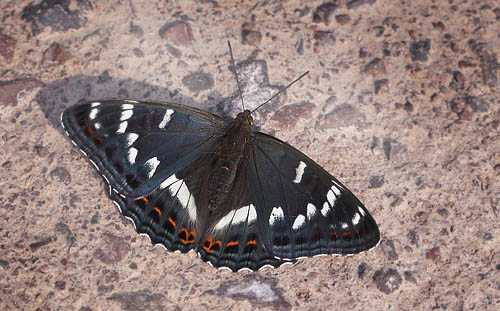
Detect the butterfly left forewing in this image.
<box><xmin>61</xmin><ymin>99</ymin><xmax>225</xmax><ymax>198</ymax></box>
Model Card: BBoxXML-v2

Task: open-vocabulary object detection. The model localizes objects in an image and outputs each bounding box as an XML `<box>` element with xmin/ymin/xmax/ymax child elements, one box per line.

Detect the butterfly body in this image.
<box><xmin>207</xmin><ymin>110</ymin><xmax>253</xmax><ymax>213</ymax></box>
<box><xmin>62</xmin><ymin>98</ymin><xmax>380</xmax><ymax>272</ymax></box>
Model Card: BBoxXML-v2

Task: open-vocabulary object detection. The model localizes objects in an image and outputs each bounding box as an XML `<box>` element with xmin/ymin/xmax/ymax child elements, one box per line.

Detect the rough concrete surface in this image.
<box><xmin>1</xmin><ymin>0</ymin><xmax>499</xmax><ymax>310</ymax></box>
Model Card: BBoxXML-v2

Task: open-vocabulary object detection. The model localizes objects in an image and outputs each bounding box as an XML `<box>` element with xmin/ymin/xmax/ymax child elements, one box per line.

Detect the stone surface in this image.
<box><xmin>42</xmin><ymin>42</ymin><xmax>70</xmax><ymax>66</ymax></box>
<box><xmin>0</xmin><ymin>34</ymin><xmax>16</xmax><ymax>61</ymax></box>
<box><xmin>242</xmin><ymin>24</ymin><xmax>263</xmax><ymax>46</ymax></box>
<box><xmin>312</xmin><ymin>2</ymin><xmax>338</xmax><ymax>25</ymax></box>
<box><xmin>182</xmin><ymin>71</ymin><xmax>214</xmax><ymax>92</ymax></box>
<box><xmin>373</xmin><ymin>268</ymin><xmax>402</xmax><ymax>294</ymax></box>
<box><xmin>271</xmin><ymin>101</ymin><xmax>316</xmax><ymax>128</ymax></box>
<box><xmin>1</xmin><ymin>0</ymin><xmax>499</xmax><ymax>310</ymax></box>
<box><xmin>313</xmin><ymin>30</ymin><xmax>336</xmax><ymax>47</ymax></box>
<box><xmin>21</xmin><ymin>0</ymin><xmax>89</xmax><ymax>35</ymax></box>
<box><xmin>159</xmin><ymin>20</ymin><xmax>195</xmax><ymax>46</ymax></box>
<box><xmin>0</xmin><ymin>78</ymin><xmax>44</xmax><ymax>106</ymax></box>
<box><xmin>409</xmin><ymin>39</ymin><xmax>431</xmax><ymax>62</ymax></box>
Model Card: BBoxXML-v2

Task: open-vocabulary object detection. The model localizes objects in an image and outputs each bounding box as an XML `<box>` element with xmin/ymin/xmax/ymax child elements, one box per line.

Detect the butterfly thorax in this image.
<box><xmin>207</xmin><ymin>110</ymin><xmax>253</xmax><ymax>213</ymax></box>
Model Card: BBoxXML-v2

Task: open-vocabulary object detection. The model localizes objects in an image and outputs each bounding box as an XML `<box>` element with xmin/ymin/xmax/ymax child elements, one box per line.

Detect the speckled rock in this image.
<box><xmin>2</xmin><ymin>0</ymin><xmax>500</xmax><ymax>310</ymax></box>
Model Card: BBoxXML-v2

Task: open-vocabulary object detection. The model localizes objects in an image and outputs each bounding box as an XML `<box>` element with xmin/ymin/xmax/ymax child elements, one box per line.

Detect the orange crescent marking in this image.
<box><xmin>168</xmin><ymin>217</ymin><xmax>176</xmax><ymax>230</ymax></box>
<box><xmin>342</xmin><ymin>231</ymin><xmax>352</xmax><ymax>239</ymax></box>
<box><xmin>203</xmin><ymin>237</ymin><xmax>222</xmax><ymax>253</ymax></box>
<box><xmin>95</xmin><ymin>136</ymin><xmax>104</xmax><ymax>144</ymax></box>
<box><xmin>186</xmin><ymin>230</ymin><xmax>196</xmax><ymax>243</ymax></box>
<box><xmin>141</xmin><ymin>197</ymin><xmax>149</xmax><ymax>204</ymax></box>
<box><xmin>179</xmin><ymin>228</ymin><xmax>196</xmax><ymax>244</ymax></box>
<box><xmin>226</xmin><ymin>241</ymin><xmax>239</xmax><ymax>247</ymax></box>
<box><xmin>246</xmin><ymin>240</ymin><xmax>257</xmax><ymax>246</ymax></box>
<box><xmin>153</xmin><ymin>206</ymin><xmax>162</xmax><ymax>218</ymax></box>
<box><xmin>203</xmin><ymin>246</ymin><xmax>214</xmax><ymax>253</ymax></box>
<box><xmin>354</xmin><ymin>227</ymin><xmax>361</xmax><ymax>237</ymax></box>
<box><xmin>221</xmin><ymin>166</ymin><xmax>230</xmax><ymax>171</ymax></box>
<box><xmin>179</xmin><ymin>228</ymin><xmax>188</xmax><ymax>242</ymax></box>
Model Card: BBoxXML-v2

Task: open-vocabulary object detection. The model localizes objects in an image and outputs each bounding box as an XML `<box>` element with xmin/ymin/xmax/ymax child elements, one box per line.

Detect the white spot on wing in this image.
<box><xmin>158</xmin><ymin>174</ymin><xmax>178</xmax><ymax>190</ymax></box>
<box><xmin>341</xmin><ymin>222</ymin><xmax>349</xmax><ymax>230</ymax></box>
<box><xmin>60</xmin><ymin>111</ymin><xmax>65</xmax><ymax>129</ymax></box>
<box><xmin>89</xmin><ymin>159</ymin><xmax>99</xmax><ymax>171</ymax></box>
<box><xmin>125</xmin><ymin>100</ymin><xmax>139</xmax><ymax>104</ymax></box>
<box><xmin>125</xmin><ymin>133</ymin><xmax>139</xmax><ymax>147</ymax></box>
<box><xmin>306</xmin><ymin>203</ymin><xmax>316</xmax><ymax>219</ymax></box>
<box><xmin>321</xmin><ymin>202</ymin><xmax>330</xmax><ymax>217</ymax></box>
<box><xmin>89</xmin><ymin>108</ymin><xmax>99</xmax><ymax>120</ymax></box>
<box><xmin>144</xmin><ymin>157</ymin><xmax>160</xmax><ymax>178</ymax></box>
<box><xmin>102</xmin><ymin>174</ymin><xmax>110</xmax><ymax>185</ymax></box>
<box><xmin>116</xmin><ymin>121</ymin><xmax>128</xmax><ymax>134</ymax></box>
<box><xmin>331</xmin><ymin>180</ymin><xmax>344</xmax><ymax>191</ymax></box>
<box><xmin>240</xmin><ymin>267</ymin><xmax>254</xmax><ymax>272</ymax></box>
<box><xmin>111</xmin><ymin>200</ymin><xmax>122</xmax><ymax>213</ymax></box>
<box><xmin>90</xmin><ymin>102</ymin><xmax>101</xmax><ymax>107</ymax></box>
<box><xmin>159</xmin><ymin>109</ymin><xmax>174</xmax><ymax>129</ymax></box>
<box><xmin>293</xmin><ymin>161</ymin><xmax>307</xmax><ymax>184</ymax></box>
<box><xmin>269</xmin><ymin>206</ymin><xmax>284</xmax><ymax>225</ymax></box>
<box><xmin>121</xmin><ymin>103</ymin><xmax>134</xmax><ymax>109</ymax></box>
<box><xmin>214</xmin><ymin>204</ymin><xmax>257</xmax><ymax>230</ymax></box>
<box><xmin>352</xmin><ymin>212</ymin><xmax>361</xmax><ymax>225</ymax></box>
<box><xmin>331</xmin><ymin>184</ymin><xmax>341</xmax><ymax>197</ymax></box>
<box><xmin>127</xmin><ymin>147</ymin><xmax>138</xmax><ymax>164</ymax></box>
<box><xmin>167</xmin><ymin>174</ymin><xmax>182</xmax><ymax>194</ymax></box>
<box><xmin>358</xmin><ymin>205</ymin><xmax>366</xmax><ymax>216</ymax></box>
<box><xmin>120</xmin><ymin>109</ymin><xmax>133</xmax><ymax>121</ymax></box>
<box><xmin>327</xmin><ymin>189</ymin><xmax>336</xmax><ymax>207</ymax></box>
<box><xmin>167</xmin><ymin>174</ymin><xmax>197</xmax><ymax>222</ymax></box>
<box><xmin>292</xmin><ymin>214</ymin><xmax>306</xmax><ymax>230</ymax></box>
<box><xmin>94</xmin><ymin>122</ymin><xmax>102</xmax><ymax>130</ymax></box>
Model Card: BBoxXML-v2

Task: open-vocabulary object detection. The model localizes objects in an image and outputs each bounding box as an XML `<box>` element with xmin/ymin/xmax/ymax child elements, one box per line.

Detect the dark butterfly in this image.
<box><xmin>61</xmin><ymin>49</ymin><xmax>380</xmax><ymax>272</ymax></box>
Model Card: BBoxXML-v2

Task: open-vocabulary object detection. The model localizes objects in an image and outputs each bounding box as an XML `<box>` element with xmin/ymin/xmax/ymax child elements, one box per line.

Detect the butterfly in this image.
<box><xmin>61</xmin><ymin>45</ymin><xmax>380</xmax><ymax>272</ymax></box>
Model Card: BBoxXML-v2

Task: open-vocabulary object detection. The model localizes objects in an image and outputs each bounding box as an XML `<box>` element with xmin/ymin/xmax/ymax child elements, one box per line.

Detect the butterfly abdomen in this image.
<box><xmin>207</xmin><ymin>113</ymin><xmax>253</xmax><ymax>213</ymax></box>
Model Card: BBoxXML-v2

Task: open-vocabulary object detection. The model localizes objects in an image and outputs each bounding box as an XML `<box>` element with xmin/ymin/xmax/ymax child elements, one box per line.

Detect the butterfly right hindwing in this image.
<box><xmin>194</xmin><ymin>131</ymin><xmax>379</xmax><ymax>271</ymax></box>
<box><xmin>248</xmin><ymin>133</ymin><xmax>380</xmax><ymax>260</ymax></box>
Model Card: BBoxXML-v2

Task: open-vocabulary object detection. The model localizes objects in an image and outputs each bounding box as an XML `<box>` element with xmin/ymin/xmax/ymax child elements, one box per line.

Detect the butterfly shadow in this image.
<box><xmin>35</xmin><ymin>73</ymin><xmax>232</xmax><ymax>134</ymax></box>
<box><xmin>36</xmin><ymin>59</ymin><xmax>287</xmax><ymax>134</ymax></box>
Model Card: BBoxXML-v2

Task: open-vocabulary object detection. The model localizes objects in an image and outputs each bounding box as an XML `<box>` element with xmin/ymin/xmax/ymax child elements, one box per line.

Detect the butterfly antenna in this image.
<box><xmin>250</xmin><ymin>71</ymin><xmax>309</xmax><ymax>114</ymax></box>
<box><xmin>227</xmin><ymin>41</ymin><xmax>245</xmax><ymax>111</ymax></box>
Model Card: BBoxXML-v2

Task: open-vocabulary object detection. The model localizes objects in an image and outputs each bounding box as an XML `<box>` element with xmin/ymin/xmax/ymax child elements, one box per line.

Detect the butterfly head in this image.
<box><xmin>236</xmin><ymin>109</ymin><xmax>253</xmax><ymax>125</ymax></box>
